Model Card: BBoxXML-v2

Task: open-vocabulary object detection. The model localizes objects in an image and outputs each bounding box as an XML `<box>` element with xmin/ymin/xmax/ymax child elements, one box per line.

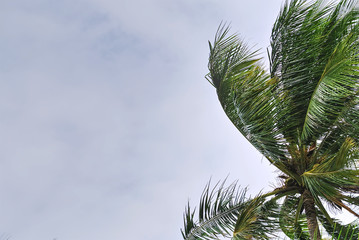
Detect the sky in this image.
<box><xmin>2</xmin><ymin>0</ymin><xmax>350</xmax><ymax>240</ymax></box>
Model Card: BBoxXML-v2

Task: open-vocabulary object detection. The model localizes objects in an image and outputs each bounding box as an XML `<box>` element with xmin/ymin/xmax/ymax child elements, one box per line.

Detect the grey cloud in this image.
<box><xmin>0</xmin><ymin>0</ymin><xmax>284</xmax><ymax>239</ymax></box>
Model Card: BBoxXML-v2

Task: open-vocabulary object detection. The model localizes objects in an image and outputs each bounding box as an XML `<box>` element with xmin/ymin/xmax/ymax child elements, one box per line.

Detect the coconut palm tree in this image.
<box><xmin>182</xmin><ymin>0</ymin><xmax>359</xmax><ymax>239</ymax></box>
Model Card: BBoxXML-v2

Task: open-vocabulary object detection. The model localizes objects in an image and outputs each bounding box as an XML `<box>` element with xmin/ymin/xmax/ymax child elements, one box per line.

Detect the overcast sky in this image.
<box><xmin>0</xmin><ymin>0</ymin><xmax>305</xmax><ymax>239</ymax></box>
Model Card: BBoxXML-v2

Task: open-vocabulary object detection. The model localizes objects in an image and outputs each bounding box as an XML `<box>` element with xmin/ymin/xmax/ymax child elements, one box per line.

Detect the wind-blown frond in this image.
<box><xmin>270</xmin><ymin>0</ymin><xmax>359</xmax><ymax>144</ymax></box>
<box><xmin>181</xmin><ymin>180</ymin><xmax>247</xmax><ymax>240</ymax></box>
<box><xmin>181</xmin><ymin>180</ymin><xmax>280</xmax><ymax>240</ymax></box>
<box><xmin>301</xmin><ymin>23</ymin><xmax>359</xmax><ymax>141</ymax></box>
<box><xmin>270</xmin><ymin>0</ymin><xmax>333</xmax><ymax>143</ymax></box>
<box><xmin>207</xmin><ymin>24</ymin><xmax>288</xmax><ymax>163</ymax></box>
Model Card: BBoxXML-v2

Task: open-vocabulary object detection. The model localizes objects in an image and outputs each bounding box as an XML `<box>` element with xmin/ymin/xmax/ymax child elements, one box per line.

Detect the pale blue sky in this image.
<box><xmin>1</xmin><ymin>1</ymin><xmax>289</xmax><ymax>239</ymax></box>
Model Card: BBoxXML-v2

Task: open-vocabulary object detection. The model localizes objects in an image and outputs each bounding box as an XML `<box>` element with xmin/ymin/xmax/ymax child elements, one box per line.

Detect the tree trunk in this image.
<box><xmin>302</xmin><ymin>189</ymin><xmax>321</xmax><ymax>240</ymax></box>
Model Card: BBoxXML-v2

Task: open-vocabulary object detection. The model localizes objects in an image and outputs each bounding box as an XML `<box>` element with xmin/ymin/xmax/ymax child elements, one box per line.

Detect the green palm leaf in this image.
<box><xmin>207</xmin><ymin>24</ymin><xmax>288</xmax><ymax>164</ymax></box>
<box><xmin>181</xmin><ymin>180</ymin><xmax>280</xmax><ymax>240</ymax></box>
<box><xmin>269</xmin><ymin>0</ymin><xmax>359</xmax><ymax>146</ymax></box>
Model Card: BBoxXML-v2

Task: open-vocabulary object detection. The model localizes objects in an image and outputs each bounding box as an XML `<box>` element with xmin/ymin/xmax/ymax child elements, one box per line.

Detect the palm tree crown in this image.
<box><xmin>182</xmin><ymin>0</ymin><xmax>359</xmax><ymax>239</ymax></box>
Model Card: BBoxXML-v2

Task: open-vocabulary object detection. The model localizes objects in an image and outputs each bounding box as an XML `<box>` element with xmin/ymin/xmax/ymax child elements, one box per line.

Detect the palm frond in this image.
<box><xmin>207</xmin><ymin>24</ymin><xmax>289</xmax><ymax>163</ymax></box>
<box><xmin>301</xmin><ymin>24</ymin><xmax>359</xmax><ymax>141</ymax></box>
<box><xmin>270</xmin><ymin>0</ymin><xmax>333</xmax><ymax>143</ymax></box>
<box><xmin>181</xmin><ymin>180</ymin><xmax>247</xmax><ymax>240</ymax></box>
<box><xmin>270</xmin><ymin>0</ymin><xmax>359</xmax><ymax>146</ymax></box>
<box><xmin>181</xmin><ymin>180</ymin><xmax>280</xmax><ymax>240</ymax></box>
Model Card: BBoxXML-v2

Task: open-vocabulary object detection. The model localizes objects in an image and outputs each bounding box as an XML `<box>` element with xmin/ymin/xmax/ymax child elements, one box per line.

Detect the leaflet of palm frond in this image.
<box><xmin>318</xmin><ymin>212</ymin><xmax>359</xmax><ymax>240</ymax></box>
<box><xmin>279</xmin><ymin>195</ymin><xmax>310</xmax><ymax>240</ymax></box>
<box><xmin>181</xmin><ymin>201</ymin><xmax>196</xmax><ymax>239</ymax></box>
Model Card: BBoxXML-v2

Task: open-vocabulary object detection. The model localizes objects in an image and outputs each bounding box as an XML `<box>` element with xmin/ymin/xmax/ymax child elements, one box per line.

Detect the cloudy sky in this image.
<box><xmin>0</xmin><ymin>0</ymin><xmax>314</xmax><ymax>239</ymax></box>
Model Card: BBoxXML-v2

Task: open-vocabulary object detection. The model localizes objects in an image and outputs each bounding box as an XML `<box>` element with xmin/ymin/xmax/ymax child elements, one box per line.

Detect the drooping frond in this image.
<box><xmin>270</xmin><ymin>0</ymin><xmax>333</xmax><ymax>143</ymax></box>
<box><xmin>207</xmin><ymin>24</ymin><xmax>288</xmax><ymax>163</ymax></box>
<box><xmin>301</xmin><ymin>19</ymin><xmax>359</xmax><ymax>141</ymax></box>
<box><xmin>181</xmin><ymin>180</ymin><xmax>280</xmax><ymax>240</ymax></box>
